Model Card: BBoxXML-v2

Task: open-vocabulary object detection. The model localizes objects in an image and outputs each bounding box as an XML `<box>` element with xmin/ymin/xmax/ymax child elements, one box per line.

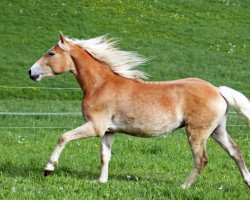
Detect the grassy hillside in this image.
<box><xmin>0</xmin><ymin>0</ymin><xmax>250</xmax><ymax>199</ymax></box>
<box><xmin>1</xmin><ymin>0</ymin><xmax>249</xmax><ymax>98</ymax></box>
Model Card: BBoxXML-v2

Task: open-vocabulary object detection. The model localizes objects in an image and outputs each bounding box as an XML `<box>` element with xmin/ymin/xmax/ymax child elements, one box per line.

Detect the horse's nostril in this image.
<box><xmin>28</xmin><ymin>69</ymin><xmax>38</xmax><ymax>81</ymax></box>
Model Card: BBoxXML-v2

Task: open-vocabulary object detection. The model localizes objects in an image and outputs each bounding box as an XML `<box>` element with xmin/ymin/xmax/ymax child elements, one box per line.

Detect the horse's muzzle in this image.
<box><xmin>28</xmin><ymin>69</ymin><xmax>39</xmax><ymax>81</ymax></box>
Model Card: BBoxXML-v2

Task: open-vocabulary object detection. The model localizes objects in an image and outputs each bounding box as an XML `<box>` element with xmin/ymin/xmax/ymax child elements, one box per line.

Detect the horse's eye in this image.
<box><xmin>48</xmin><ymin>52</ymin><xmax>55</xmax><ymax>56</ymax></box>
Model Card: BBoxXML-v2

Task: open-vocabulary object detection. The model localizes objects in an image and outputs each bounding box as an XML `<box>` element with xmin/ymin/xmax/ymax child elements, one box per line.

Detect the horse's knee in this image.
<box><xmin>58</xmin><ymin>136</ymin><xmax>65</xmax><ymax>145</ymax></box>
<box><xmin>58</xmin><ymin>132</ymin><xmax>72</xmax><ymax>145</ymax></box>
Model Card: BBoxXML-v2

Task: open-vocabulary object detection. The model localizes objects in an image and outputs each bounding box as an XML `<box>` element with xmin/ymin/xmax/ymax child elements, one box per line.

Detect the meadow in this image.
<box><xmin>0</xmin><ymin>0</ymin><xmax>250</xmax><ymax>199</ymax></box>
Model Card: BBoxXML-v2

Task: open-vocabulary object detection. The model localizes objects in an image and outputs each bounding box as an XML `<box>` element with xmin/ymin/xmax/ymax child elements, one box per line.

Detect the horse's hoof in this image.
<box><xmin>44</xmin><ymin>170</ymin><xmax>53</xmax><ymax>176</ymax></box>
<box><xmin>181</xmin><ymin>183</ymin><xmax>190</xmax><ymax>189</ymax></box>
<box><xmin>97</xmin><ymin>178</ymin><xmax>108</xmax><ymax>184</ymax></box>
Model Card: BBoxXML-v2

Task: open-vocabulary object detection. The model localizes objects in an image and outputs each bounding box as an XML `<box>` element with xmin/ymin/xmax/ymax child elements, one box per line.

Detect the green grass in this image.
<box><xmin>0</xmin><ymin>0</ymin><xmax>250</xmax><ymax>199</ymax></box>
<box><xmin>1</xmin><ymin>128</ymin><xmax>250</xmax><ymax>199</ymax></box>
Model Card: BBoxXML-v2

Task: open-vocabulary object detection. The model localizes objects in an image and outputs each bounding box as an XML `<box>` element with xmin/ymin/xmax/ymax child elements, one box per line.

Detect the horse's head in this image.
<box><xmin>28</xmin><ymin>32</ymin><xmax>74</xmax><ymax>81</ymax></box>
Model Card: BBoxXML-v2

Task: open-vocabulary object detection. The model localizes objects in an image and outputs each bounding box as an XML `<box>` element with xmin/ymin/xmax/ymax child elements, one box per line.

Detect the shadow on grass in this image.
<box><xmin>0</xmin><ymin>162</ymin><xmax>45</xmax><ymax>178</ymax></box>
<box><xmin>58</xmin><ymin>166</ymin><xmax>176</xmax><ymax>184</ymax></box>
<box><xmin>0</xmin><ymin>161</ymin><xmax>175</xmax><ymax>185</ymax></box>
<box><xmin>0</xmin><ymin>162</ymin><xmax>98</xmax><ymax>180</ymax></box>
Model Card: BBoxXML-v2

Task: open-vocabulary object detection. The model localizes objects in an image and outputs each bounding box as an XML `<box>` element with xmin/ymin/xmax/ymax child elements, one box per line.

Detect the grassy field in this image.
<box><xmin>0</xmin><ymin>0</ymin><xmax>250</xmax><ymax>199</ymax></box>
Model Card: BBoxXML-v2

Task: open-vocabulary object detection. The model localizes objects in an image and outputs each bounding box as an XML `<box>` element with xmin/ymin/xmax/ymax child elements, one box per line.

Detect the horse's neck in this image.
<box><xmin>70</xmin><ymin>49</ymin><xmax>113</xmax><ymax>94</ymax></box>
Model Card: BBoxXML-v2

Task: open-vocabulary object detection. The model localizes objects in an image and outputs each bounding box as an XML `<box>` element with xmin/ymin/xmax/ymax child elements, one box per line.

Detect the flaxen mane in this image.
<box><xmin>65</xmin><ymin>36</ymin><xmax>148</xmax><ymax>80</ymax></box>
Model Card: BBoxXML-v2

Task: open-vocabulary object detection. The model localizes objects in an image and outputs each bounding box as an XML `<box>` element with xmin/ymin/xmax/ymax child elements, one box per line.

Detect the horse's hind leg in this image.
<box><xmin>211</xmin><ymin>116</ymin><xmax>250</xmax><ymax>188</ymax></box>
<box><xmin>181</xmin><ymin>125</ymin><xmax>210</xmax><ymax>189</ymax></box>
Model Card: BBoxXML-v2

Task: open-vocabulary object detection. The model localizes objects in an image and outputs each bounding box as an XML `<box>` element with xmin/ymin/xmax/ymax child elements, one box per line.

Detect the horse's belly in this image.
<box><xmin>109</xmin><ymin>114</ymin><xmax>183</xmax><ymax>137</ymax></box>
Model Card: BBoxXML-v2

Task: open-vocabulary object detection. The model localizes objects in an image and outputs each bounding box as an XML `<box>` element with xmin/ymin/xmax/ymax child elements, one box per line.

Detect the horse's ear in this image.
<box><xmin>58</xmin><ymin>32</ymin><xmax>70</xmax><ymax>51</ymax></box>
<box><xmin>60</xmin><ymin>31</ymin><xmax>66</xmax><ymax>44</ymax></box>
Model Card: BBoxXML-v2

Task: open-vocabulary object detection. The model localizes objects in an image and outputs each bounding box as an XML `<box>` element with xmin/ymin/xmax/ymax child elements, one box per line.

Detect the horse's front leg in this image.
<box><xmin>44</xmin><ymin>121</ymin><xmax>97</xmax><ymax>176</ymax></box>
<box><xmin>98</xmin><ymin>133</ymin><xmax>115</xmax><ymax>183</ymax></box>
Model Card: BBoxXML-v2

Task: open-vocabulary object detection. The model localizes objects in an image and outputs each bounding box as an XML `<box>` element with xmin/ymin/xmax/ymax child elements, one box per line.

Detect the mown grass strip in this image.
<box><xmin>0</xmin><ymin>112</ymin><xmax>82</xmax><ymax>116</ymax></box>
<box><xmin>0</xmin><ymin>86</ymin><xmax>81</xmax><ymax>90</ymax></box>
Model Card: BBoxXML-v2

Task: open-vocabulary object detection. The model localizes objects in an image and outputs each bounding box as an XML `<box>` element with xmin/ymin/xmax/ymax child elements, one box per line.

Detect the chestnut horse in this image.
<box><xmin>28</xmin><ymin>33</ymin><xmax>250</xmax><ymax>189</ymax></box>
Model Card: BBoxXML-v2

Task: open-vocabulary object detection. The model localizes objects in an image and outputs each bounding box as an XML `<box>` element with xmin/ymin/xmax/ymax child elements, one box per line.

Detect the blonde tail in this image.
<box><xmin>219</xmin><ymin>86</ymin><xmax>250</xmax><ymax>123</ymax></box>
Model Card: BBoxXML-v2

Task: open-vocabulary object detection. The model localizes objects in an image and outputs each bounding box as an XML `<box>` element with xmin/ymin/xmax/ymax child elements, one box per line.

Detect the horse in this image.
<box><xmin>28</xmin><ymin>32</ymin><xmax>250</xmax><ymax>189</ymax></box>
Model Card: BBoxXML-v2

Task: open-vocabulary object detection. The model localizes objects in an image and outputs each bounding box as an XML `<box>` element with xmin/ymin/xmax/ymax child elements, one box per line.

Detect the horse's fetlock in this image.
<box><xmin>98</xmin><ymin>177</ymin><xmax>108</xmax><ymax>184</ymax></box>
<box><xmin>45</xmin><ymin>162</ymin><xmax>55</xmax><ymax>171</ymax></box>
<box><xmin>50</xmin><ymin>160</ymin><xmax>58</xmax><ymax>165</ymax></box>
